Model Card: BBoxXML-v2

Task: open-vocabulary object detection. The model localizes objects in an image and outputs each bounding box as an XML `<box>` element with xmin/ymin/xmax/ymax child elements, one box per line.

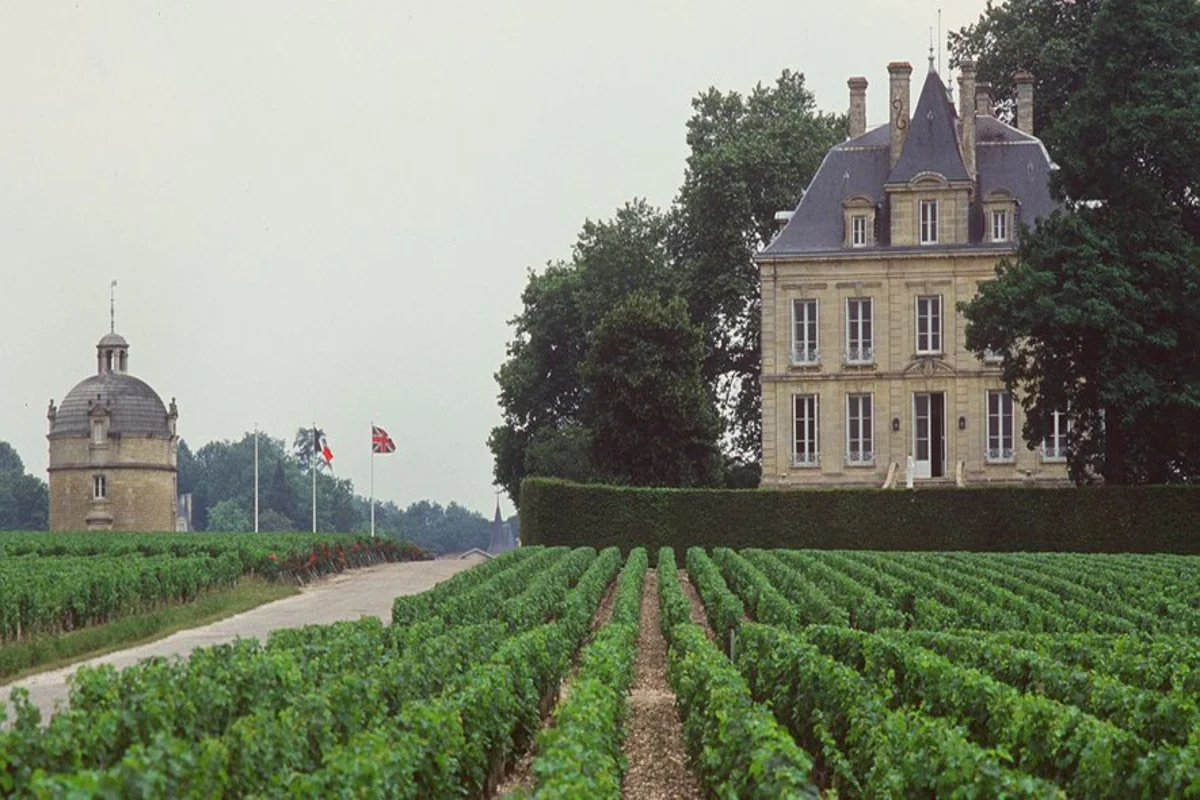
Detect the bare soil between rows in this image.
<box><xmin>621</xmin><ymin>571</ymin><xmax>703</xmax><ymax>800</ymax></box>
<box><xmin>493</xmin><ymin>570</ymin><xmax>623</xmax><ymax>797</ymax></box>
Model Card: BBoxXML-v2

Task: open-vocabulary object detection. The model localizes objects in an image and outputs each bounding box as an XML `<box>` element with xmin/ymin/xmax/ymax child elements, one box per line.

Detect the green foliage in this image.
<box><xmin>205</xmin><ymin>499</ymin><xmax>251</xmax><ymax>533</ymax></box>
<box><xmin>0</xmin><ymin>532</ymin><xmax>423</xmax><ymax>643</ymax></box>
<box><xmin>489</xmin><ymin>201</ymin><xmax>675</xmax><ymax>501</ymax></box>
<box><xmin>530</xmin><ymin>548</ymin><xmax>648</xmax><ymax>798</ymax></box>
<box><xmin>491</xmin><ymin>72</ymin><xmax>842</xmax><ymax>501</ymax></box>
<box><xmin>520</xmin><ymin>478</ymin><xmax>1200</xmax><ymax>553</ymax></box>
<box><xmin>0</xmin><ymin>578</ymin><xmax>295</xmax><ymax>682</ymax></box>
<box><xmin>1</xmin><ymin>547</ymin><xmax>613</xmax><ymax>797</ymax></box>
<box><xmin>659</xmin><ymin>549</ymin><xmax>820</xmax><ymax>799</ymax></box>
<box><xmin>370</xmin><ymin>498</ymin><xmax>497</xmax><ymax>554</ymax></box>
<box><xmin>960</xmin><ymin>0</ymin><xmax>1200</xmax><ymax>484</ymax></box>
<box><xmin>674</xmin><ymin>69</ymin><xmax>844</xmax><ymax>457</ymax></box>
<box><xmin>948</xmin><ymin>0</ymin><xmax>1098</xmax><ymax>134</ymax></box>
<box><xmin>0</xmin><ymin>441</ymin><xmax>48</xmax><ymax>531</ymax></box>
<box><xmin>736</xmin><ymin>623</ymin><xmax>1064</xmax><ymax>798</ymax></box>
<box><xmin>582</xmin><ymin>293</ymin><xmax>721</xmax><ymax>487</ymax></box>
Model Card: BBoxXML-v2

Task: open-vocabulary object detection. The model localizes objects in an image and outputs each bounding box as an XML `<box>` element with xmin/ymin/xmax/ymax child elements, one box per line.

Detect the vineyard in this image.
<box><xmin>0</xmin><ymin>532</ymin><xmax>425</xmax><ymax>643</ymax></box>
<box><xmin>1</xmin><ymin>546</ymin><xmax>1198</xmax><ymax>797</ymax></box>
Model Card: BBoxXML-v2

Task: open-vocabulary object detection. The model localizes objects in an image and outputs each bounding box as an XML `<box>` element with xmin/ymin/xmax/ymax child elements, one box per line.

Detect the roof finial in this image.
<box><xmin>928</xmin><ymin>28</ymin><xmax>935</xmax><ymax>73</ymax></box>
<box><xmin>109</xmin><ymin>279</ymin><xmax>117</xmax><ymax>333</ymax></box>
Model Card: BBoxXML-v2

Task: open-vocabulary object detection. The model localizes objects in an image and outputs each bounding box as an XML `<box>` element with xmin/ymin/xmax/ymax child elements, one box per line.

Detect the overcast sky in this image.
<box><xmin>1</xmin><ymin>1</ymin><xmax>990</xmax><ymax>517</ymax></box>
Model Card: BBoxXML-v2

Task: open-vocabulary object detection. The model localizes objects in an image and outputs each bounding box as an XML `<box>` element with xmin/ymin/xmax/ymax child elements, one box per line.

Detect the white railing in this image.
<box><xmin>985</xmin><ymin>447</ymin><xmax>1015</xmax><ymax>462</ymax></box>
<box><xmin>792</xmin><ymin>451</ymin><xmax>820</xmax><ymax>468</ymax></box>
<box><xmin>846</xmin><ymin>450</ymin><xmax>874</xmax><ymax>466</ymax></box>
<box><xmin>983</xmin><ymin>349</ymin><xmax>1003</xmax><ymax>364</ymax></box>
<box><xmin>845</xmin><ymin>346</ymin><xmax>874</xmax><ymax>365</ymax></box>
<box><xmin>1042</xmin><ymin>444</ymin><xmax>1067</xmax><ymax>461</ymax></box>
<box><xmin>792</xmin><ymin>344</ymin><xmax>819</xmax><ymax>366</ymax></box>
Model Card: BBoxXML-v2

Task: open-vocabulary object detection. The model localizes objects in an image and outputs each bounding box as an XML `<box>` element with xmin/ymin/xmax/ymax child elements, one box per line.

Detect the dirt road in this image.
<box><xmin>2</xmin><ymin>555</ymin><xmax>483</xmax><ymax>725</ymax></box>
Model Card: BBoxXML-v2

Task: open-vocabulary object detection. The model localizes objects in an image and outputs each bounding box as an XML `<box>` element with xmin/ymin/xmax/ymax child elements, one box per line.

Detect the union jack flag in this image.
<box><xmin>372</xmin><ymin>425</ymin><xmax>396</xmax><ymax>454</ymax></box>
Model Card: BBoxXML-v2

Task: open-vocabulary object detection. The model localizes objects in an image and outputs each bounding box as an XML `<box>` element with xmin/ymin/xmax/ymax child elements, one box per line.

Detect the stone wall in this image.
<box><xmin>48</xmin><ymin>434</ymin><xmax>177</xmax><ymax>531</ymax></box>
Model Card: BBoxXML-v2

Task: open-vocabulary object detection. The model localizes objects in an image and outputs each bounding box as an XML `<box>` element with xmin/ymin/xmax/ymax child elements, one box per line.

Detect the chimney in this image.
<box><xmin>957</xmin><ymin>59</ymin><xmax>977</xmax><ymax>180</ymax></box>
<box><xmin>975</xmin><ymin>82</ymin><xmax>993</xmax><ymax>117</ymax></box>
<box><xmin>1015</xmin><ymin>71</ymin><xmax>1034</xmax><ymax>134</ymax></box>
<box><xmin>847</xmin><ymin>76</ymin><xmax>868</xmax><ymax>139</ymax></box>
<box><xmin>887</xmin><ymin>61</ymin><xmax>912</xmax><ymax>168</ymax></box>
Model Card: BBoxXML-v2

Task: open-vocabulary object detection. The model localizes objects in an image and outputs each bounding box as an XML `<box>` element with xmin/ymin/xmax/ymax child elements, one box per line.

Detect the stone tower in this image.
<box><xmin>47</xmin><ymin>331</ymin><xmax>179</xmax><ymax>531</ymax></box>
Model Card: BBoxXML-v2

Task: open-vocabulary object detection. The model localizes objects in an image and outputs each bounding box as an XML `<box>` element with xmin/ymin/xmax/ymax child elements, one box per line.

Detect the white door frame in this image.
<box><xmin>912</xmin><ymin>392</ymin><xmax>945</xmax><ymax>479</ymax></box>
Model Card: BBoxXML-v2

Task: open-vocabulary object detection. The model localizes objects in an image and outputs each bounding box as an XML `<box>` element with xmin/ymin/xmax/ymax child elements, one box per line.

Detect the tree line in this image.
<box><xmin>493</xmin><ymin>0</ymin><xmax>1200</xmax><ymax>495</ymax></box>
<box><xmin>0</xmin><ymin>433</ymin><xmax>512</xmax><ymax>553</ymax></box>
<box><xmin>489</xmin><ymin>72</ymin><xmax>845</xmax><ymax>501</ymax></box>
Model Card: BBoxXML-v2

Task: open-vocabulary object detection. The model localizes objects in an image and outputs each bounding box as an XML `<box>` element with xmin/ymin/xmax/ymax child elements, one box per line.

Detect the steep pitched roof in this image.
<box><xmin>887</xmin><ymin>70</ymin><xmax>969</xmax><ymax>184</ymax></box>
<box><xmin>760</xmin><ymin>71</ymin><xmax>1058</xmax><ymax>258</ymax></box>
<box><xmin>763</xmin><ymin>124</ymin><xmax>891</xmax><ymax>255</ymax></box>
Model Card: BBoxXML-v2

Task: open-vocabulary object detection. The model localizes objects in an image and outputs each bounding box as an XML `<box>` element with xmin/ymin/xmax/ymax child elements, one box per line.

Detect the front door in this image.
<box><xmin>913</xmin><ymin>392</ymin><xmax>945</xmax><ymax>479</ymax></box>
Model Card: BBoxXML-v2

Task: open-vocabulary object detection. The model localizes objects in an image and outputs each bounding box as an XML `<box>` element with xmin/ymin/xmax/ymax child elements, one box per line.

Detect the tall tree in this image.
<box><xmin>581</xmin><ymin>293</ymin><xmax>721</xmax><ymax>487</ymax></box>
<box><xmin>489</xmin><ymin>200</ymin><xmax>674</xmax><ymax>501</ymax></box>
<box><xmin>264</xmin><ymin>458</ymin><xmax>299</xmax><ymax>526</ymax></box>
<box><xmin>948</xmin><ymin>0</ymin><xmax>1099</xmax><ymax>135</ymax></box>
<box><xmin>672</xmin><ymin>69</ymin><xmax>843</xmax><ymax>458</ymax></box>
<box><xmin>293</xmin><ymin>427</ymin><xmax>332</xmax><ymax>473</ymax></box>
<box><xmin>490</xmin><ymin>71</ymin><xmax>842</xmax><ymax>500</ymax></box>
<box><xmin>962</xmin><ymin>0</ymin><xmax>1200</xmax><ymax>483</ymax></box>
<box><xmin>0</xmin><ymin>441</ymin><xmax>49</xmax><ymax>530</ymax></box>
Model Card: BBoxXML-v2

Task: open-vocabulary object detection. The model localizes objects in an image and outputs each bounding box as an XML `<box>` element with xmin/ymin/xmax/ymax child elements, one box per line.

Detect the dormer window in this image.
<box><xmin>984</xmin><ymin>190</ymin><xmax>1016</xmax><ymax>245</ymax></box>
<box><xmin>851</xmin><ymin>215</ymin><xmax>867</xmax><ymax>247</ymax></box>
<box><xmin>842</xmin><ymin>195</ymin><xmax>875</xmax><ymax>249</ymax></box>
<box><xmin>92</xmin><ymin>419</ymin><xmax>106</xmax><ymax>445</ymax></box>
<box><xmin>992</xmin><ymin>210</ymin><xmax>1010</xmax><ymax>242</ymax></box>
<box><xmin>919</xmin><ymin>199</ymin><xmax>939</xmax><ymax>244</ymax></box>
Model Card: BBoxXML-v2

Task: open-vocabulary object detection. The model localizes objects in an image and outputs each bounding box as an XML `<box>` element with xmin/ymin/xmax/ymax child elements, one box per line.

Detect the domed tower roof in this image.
<box><xmin>48</xmin><ymin>331</ymin><xmax>176</xmax><ymax>439</ymax></box>
<box><xmin>97</xmin><ymin>332</ymin><xmax>128</xmax><ymax>348</ymax></box>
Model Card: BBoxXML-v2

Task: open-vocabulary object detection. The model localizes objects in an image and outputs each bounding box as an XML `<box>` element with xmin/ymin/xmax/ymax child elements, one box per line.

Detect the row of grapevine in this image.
<box><xmin>0</xmin><ymin>546</ymin><xmax>616</xmax><ymax>797</ymax></box>
<box><xmin>528</xmin><ymin>547</ymin><xmax>649</xmax><ymax>797</ymax></box>
<box><xmin>706</xmin><ymin>548</ymin><xmax>1200</xmax><ymax>797</ymax></box>
<box><xmin>0</xmin><ymin>533</ymin><xmax>420</xmax><ymax>642</ymax></box>
<box><xmin>660</xmin><ymin>548</ymin><xmax>819</xmax><ymax>798</ymax></box>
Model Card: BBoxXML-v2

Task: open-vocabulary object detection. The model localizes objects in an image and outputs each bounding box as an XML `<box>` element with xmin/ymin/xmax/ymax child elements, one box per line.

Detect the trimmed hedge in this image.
<box><xmin>519</xmin><ymin>478</ymin><xmax>1200</xmax><ymax>553</ymax></box>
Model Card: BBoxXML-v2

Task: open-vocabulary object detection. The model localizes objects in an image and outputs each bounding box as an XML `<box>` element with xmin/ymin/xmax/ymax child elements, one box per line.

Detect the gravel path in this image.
<box><xmin>2</xmin><ymin>555</ymin><xmax>483</xmax><ymax>725</ymax></box>
<box><xmin>621</xmin><ymin>571</ymin><xmax>703</xmax><ymax>799</ymax></box>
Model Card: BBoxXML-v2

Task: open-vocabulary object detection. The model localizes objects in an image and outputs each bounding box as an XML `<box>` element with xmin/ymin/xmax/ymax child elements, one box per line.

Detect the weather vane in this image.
<box><xmin>110</xmin><ymin>279</ymin><xmax>118</xmax><ymax>333</ymax></box>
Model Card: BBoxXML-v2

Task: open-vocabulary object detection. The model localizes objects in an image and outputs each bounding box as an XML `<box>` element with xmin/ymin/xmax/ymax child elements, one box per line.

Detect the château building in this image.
<box><xmin>757</xmin><ymin>58</ymin><xmax>1067</xmax><ymax>487</ymax></box>
<box><xmin>47</xmin><ymin>330</ymin><xmax>179</xmax><ymax>530</ymax></box>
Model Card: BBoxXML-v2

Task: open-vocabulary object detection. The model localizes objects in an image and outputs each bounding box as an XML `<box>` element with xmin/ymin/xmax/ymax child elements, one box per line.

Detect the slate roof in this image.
<box><xmin>887</xmin><ymin>70</ymin><xmax>970</xmax><ymax>184</ymax></box>
<box><xmin>761</xmin><ymin>71</ymin><xmax>1057</xmax><ymax>257</ymax></box>
<box><xmin>52</xmin><ymin>372</ymin><xmax>172</xmax><ymax>439</ymax></box>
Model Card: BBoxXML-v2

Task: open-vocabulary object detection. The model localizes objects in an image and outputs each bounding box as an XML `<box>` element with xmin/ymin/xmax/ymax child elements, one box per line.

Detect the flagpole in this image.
<box><xmin>253</xmin><ymin>424</ymin><xmax>259</xmax><ymax>533</ymax></box>
<box><xmin>370</xmin><ymin>422</ymin><xmax>376</xmax><ymax>538</ymax></box>
<box><xmin>312</xmin><ymin>423</ymin><xmax>317</xmax><ymax>533</ymax></box>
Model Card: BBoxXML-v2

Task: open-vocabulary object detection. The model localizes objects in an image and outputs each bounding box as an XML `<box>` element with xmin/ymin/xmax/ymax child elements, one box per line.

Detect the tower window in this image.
<box><xmin>92</xmin><ymin>474</ymin><xmax>107</xmax><ymax>500</ymax></box>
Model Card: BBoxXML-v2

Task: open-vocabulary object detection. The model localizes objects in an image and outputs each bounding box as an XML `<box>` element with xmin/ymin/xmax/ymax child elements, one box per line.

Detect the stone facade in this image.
<box><xmin>47</xmin><ymin>331</ymin><xmax>179</xmax><ymax>531</ymax></box>
<box><xmin>757</xmin><ymin>60</ymin><xmax>1067</xmax><ymax>488</ymax></box>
